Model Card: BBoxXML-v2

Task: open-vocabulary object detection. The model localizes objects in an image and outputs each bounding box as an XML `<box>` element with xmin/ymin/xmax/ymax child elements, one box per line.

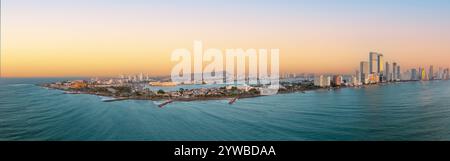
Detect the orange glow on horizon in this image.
<box><xmin>2</xmin><ymin>1</ymin><xmax>450</xmax><ymax>78</ymax></box>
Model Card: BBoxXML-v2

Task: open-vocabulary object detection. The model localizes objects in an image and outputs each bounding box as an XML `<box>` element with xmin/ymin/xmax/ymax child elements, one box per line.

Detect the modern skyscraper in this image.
<box><xmin>385</xmin><ymin>62</ymin><xmax>391</xmax><ymax>82</ymax></box>
<box><xmin>369</xmin><ymin>52</ymin><xmax>378</xmax><ymax>74</ymax></box>
<box><xmin>438</xmin><ymin>67</ymin><xmax>443</xmax><ymax>80</ymax></box>
<box><xmin>444</xmin><ymin>69</ymin><xmax>447</xmax><ymax>80</ymax></box>
<box><xmin>418</xmin><ymin>67</ymin><xmax>422</xmax><ymax>80</ymax></box>
<box><xmin>377</xmin><ymin>54</ymin><xmax>384</xmax><ymax>74</ymax></box>
<box><xmin>411</xmin><ymin>69</ymin><xmax>417</xmax><ymax>80</ymax></box>
<box><xmin>446</xmin><ymin>68</ymin><xmax>450</xmax><ymax>80</ymax></box>
<box><xmin>377</xmin><ymin>54</ymin><xmax>384</xmax><ymax>82</ymax></box>
<box><xmin>360</xmin><ymin>61</ymin><xmax>369</xmax><ymax>84</ymax></box>
<box><xmin>429</xmin><ymin>65</ymin><xmax>434</xmax><ymax>80</ymax></box>
<box><xmin>393</xmin><ymin>62</ymin><xmax>397</xmax><ymax>81</ymax></box>
<box><xmin>421</xmin><ymin>68</ymin><xmax>427</xmax><ymax>81</ymax></box>
<box><xmin>397</xmin><ymin>66</ymin><xmax>401</xmax><ymax>81</ymax></box>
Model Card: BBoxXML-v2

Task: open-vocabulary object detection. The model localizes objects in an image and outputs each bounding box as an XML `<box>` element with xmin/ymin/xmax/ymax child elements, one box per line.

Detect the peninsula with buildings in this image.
<box><xmin>41</xmin><ymin>52</ymin><xmax>450</xmax><ymax>106</ymax></box>
<box><xmin>41</xmin><ymin>77</ymin><xmax>319</xmax><ymax>105</ymax></box>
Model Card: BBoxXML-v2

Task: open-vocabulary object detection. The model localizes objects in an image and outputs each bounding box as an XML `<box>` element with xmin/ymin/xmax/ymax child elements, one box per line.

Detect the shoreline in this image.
<box><xmin>39</xmin><ymin>79</ymin><xmax>444</xmax><ymax>104</ymax></box>
<box><xmin>41</xmin><ymin>84</ymin><xmax>268</xmax><ymax>102</ymax></box>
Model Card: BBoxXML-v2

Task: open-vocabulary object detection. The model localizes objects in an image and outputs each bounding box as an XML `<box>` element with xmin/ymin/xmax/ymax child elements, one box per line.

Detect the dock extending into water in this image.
<box><xmin>229</xmin><ymin>96</ymin><xmax>239</xmax><ymax>105</ymax></box>
<box><xmin>102</xmin><ymin>97</ymin><xmax>128</xmax><ymax>102</ymax></box>
<box><xmin>158</xmin><ymin>100</ymin><xmax>174</xmax><ymax>108</ymax></box>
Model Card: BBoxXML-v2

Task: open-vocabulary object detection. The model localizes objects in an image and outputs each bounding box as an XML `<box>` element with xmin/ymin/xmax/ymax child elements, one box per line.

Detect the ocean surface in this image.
<box><xmin>1</xmin><ymin>78</ymin><xmax>450</xmax><ymax>141</ymax></box>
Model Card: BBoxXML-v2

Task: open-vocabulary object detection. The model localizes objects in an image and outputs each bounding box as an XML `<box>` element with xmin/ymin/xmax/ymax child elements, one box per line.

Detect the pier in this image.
<box><xmin>229</xmin><ymin>96</ymin><xmax>239</xmax><ymax>105</ymax></box>
<box><xmin>102</xmin><ymin>97</ymin><xmax>128</xmax><ymax>102</ymax></box>
<box><xmin>159</xmin><ymin>100</ymin><xmax>174</xmax><ymax>108</ymax></box>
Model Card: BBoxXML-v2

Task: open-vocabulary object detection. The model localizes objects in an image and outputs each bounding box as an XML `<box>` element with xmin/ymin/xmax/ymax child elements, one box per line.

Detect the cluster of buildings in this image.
<box><xmin>313</xmin><ymin>75</ymin><xmax>357</xmax><ymax>88</ymax></box>
<box><xmin>314</xmin><ymin>52</ymin><xmax>450</xmax><ymax>88</ymax></box>
<box><xmin>51</xmin><ymin>53</ymin><xmax>449</xmax><ymax>92</ymax></box>
<box><xmin>358</xmin><ymin>52</ymin><xmax>449</xmax><ymax>85</ymax></box>
<box><xmin>408</xmin><ymin>66</ymin><xmax>450</xmax><ymax>81</ymax></box>
<box><xmin>166</xmin><ymin>85</ymin><xmax>256</xmax><ymax>98</ymax></box>
<box><xmin>45</xmin><ymin>80</ymin><xmax>89</xmax><ymax>90</ymax></box>
<box><xmin>86</xmin><ymin>73</ymin><xmax>155</xmax><ymax>87</ymax></box>
<box><xmin>281</xmin><ymin>73</ymin><xmax>315</xmax><ymax>80</ymax></box>
<box><xmin>359</xmin><ymin>52</ymin><xmax>395</xmax><ymax>84</ymax></box>
<box><xmin>118</xmin><ymin>73</ymin><xmax>154</xmax><ymax>83</ymax></box>
<box><xmin>280</xmin><ymin>73</ymin><xmax>316</xmax><ymax>83</ymax></box>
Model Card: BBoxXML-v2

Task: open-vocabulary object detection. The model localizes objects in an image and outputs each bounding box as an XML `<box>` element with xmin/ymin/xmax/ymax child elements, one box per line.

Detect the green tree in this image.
<box><xmin>179</xmin><ymin>88</ymin><xmax>184</xmax><ymax>95</ymax></box>
<box><xmin>157</xmin><ymin>89</ymin><xmax>165</xmax><ymax>94</ymax></box>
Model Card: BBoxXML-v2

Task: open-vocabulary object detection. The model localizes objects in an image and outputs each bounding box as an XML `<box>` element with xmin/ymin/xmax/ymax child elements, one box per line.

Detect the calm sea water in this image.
<box><xmin>1</xmin><ymin>78</ymin><xmax>450</xmax><ymax>141</ymax></box>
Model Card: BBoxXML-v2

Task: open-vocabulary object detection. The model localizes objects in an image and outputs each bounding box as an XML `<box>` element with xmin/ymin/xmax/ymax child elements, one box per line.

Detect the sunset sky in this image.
<box><xmin>1</xmin><ymin>0</ymin><xmax>450</xmax><ymax>77</ymax></box>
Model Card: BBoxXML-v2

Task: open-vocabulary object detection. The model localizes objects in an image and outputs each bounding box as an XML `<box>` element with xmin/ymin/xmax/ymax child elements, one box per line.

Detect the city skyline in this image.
<box><xmin>312</xmin><ymin>51</ymin><xmax>449</xmax><ymax>88</ymax></box>
<box><xmin>2</xmin><ymin>0</ymin><xmax>450</xmax><ymax>77</ymax></box>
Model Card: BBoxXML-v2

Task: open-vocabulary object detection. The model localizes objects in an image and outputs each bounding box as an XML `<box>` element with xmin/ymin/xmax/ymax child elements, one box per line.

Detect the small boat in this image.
<box><xmin>158</xmin><ymin>100</ymin><xmax>174</xmax><ymax>108</ymax></box>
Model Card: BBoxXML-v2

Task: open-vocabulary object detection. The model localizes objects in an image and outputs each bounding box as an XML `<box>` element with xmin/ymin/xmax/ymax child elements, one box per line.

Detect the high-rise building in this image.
<box><xmin>421</xmin><ymin>68</ymin><xmax>427</xmax><ymax>81</ymax></box>
<box><xmin>393</xmin><ymin>62</ymin><xmax>398</xmax><ymax>81</ymax></box>
<box><xmin>377</xmin><ymin>54</ymin><xmax>384</xmax><ymax>74</ymax></box>
<box><xmin>444</xmin><ymin>68</ymin><xmax>449</xmax><ymax>80</ymax></box>
<box><xmin>360</xmin><ymin>61</ymin><xmax>369</xmax><ymax>84</ymax></box>
<box><xmin>385</xmin><ymin>62</ymin><xmax>391</xmax><ymax>82</ymax></box>
<box><xmin>377</xmin><ymin>54</ymin><xmax>384</xmax><ymax>82</ymax></box>
<box><xmin>438</xmin><ymin>67</ymin><xmax>443</xmax><ymax>80</ymax></box>
<box><xmin>418</xmin><ymin>67</ymin><xmax>422</xmax><ymax>80</ymax></box>
<box><xmin>446</xmin><ymin>68</ymin><xmax>450</xmax><ymax>80</ymax></box>
<box><xmin>333</xmin><ymin>75</ymin><xmax>343</xmax><ymax>86</ymax></box>
<box><xmin>429</xmin><ymin>65</ymin><xmax>434</xmax><ymax>80</ymax></box>
<box><xmin>444</xmin><ymin>68</ymin><xmax>448</xmax><ymax>80</ymax></box>
<box><xmin>397</xmin><ymin>66</ymin><xmax>401</xmax><ymax>81</ymax></box>
<box><xmin>355</xmin><ymin>70</ymin><xmax>360</xmax><ymax>84</ymax></box>
<box><xmin>369</xmin><ymin>52</ymin><xmax>378</xmax><ymax>74</ymax></box>
<box><xmin>411</xmin><ymin>69</ymin><xmax>418</xmax><ymax>80</ymax></box>
<box><xmin>443</xmin><ymin>68</ymin><xmax>447</xmax><ymax>79</ymax></box>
